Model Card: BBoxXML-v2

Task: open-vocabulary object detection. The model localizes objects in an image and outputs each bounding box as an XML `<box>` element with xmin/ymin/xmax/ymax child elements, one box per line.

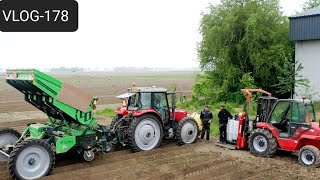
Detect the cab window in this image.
<box><xmin>140</xmin><ymin>93</ymin><xmax>151</xmax><ymax>109</ymax></box>
<box><xmin>153</xmin><ymin>93</ymin><xmax>169</xmax><ymax>121</ymax></box>
<box><xmin>306</xmin><ymin>104</ymin><xmax>316</xmax><ymax>122</ymax></box>
<box><xmin>291</xmin><ymin>102</ymin><xmax>311</xmax><ymax>124</ymax></box>
<box><xmin>291</xmin><ymin>103</ymin><xmax>299</xmax><ymax>123</ymax></box>
<box><xmin>298</xmin><ymin>103</ymin><xmax>307</xmax><ymax>123</ymax></box>
<box><xmin>128</xmin><ymin>94</ymin><xmax>139</xmax><ymax>110</ymax></box>
<box><xmin>270</xmin><ymin>101</ymin><xmax>291</xmax><ymax>123</ymax></box>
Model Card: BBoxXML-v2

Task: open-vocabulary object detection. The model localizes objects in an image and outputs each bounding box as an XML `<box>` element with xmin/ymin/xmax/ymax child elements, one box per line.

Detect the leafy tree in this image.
<box><xmin>273</xmin><ymin>60</ymin><xmax>309</xmax><ymax>98</ymax></box>
<box><xmin>195</xmin><ymin>0</ymin><xmax>294</xmax><ymax>103</ymax></box>
<box><xmin>303</xmin><ymin>0</ymin><xmax>320</xmax><ymax>10</ymax></box>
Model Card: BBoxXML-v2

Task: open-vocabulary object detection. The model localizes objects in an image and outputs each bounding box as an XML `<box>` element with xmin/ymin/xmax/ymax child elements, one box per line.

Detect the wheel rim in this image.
<box><xmin>181</xmin><ymin>121</ymin><xmax>198</xmax><ymax>144</ymax></box>
<box><xmin>16</xmin><ymin>145</ymin><xmax>50</xmax><ymax>180</ymax></box>
<box><xmin>134</xmin><ymin>118</ymin><xmax>161</xmax><ymax>150</ymax></box>
<box><xmin>301</xmin><ymin>150</ymin><xmax>315</xmax><ymax>166</ymax></box>
<box><xmin>253</xmin><ymin>135</ymin><xmax>268</xmax><ymax>152</ymax></box>
<box><xmin>0</xmin><ymin>133</ymin><xmax>19</xmax><ymax>161</ymax></box>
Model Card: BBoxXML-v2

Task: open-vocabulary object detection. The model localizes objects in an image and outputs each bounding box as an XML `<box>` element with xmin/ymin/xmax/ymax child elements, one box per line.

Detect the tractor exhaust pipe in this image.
<box><xmin>171</xmin><ymin>88</ymin><xmax>176</xmax><ymax>121</ymax></box>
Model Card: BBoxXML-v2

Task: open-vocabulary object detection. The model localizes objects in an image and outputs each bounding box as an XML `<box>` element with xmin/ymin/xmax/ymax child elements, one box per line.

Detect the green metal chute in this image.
<box><xmin>6</xmin><ymin>69</ymin><xmax>96</xmax><ymax>126</ymax></box>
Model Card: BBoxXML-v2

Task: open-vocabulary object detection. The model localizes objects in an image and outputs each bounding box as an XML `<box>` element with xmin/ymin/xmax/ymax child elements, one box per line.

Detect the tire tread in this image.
<box><xmin>128</xmin><ymin>114</ymin><xmax>163</xmax><ymax>152</ymax></box>
<box><xmin>176</xmin><ymin>117</ymin><xmax>199</xmax><ymax>145</ymax></box>
<box><xmin>249</xmin><ymin>128</ymin><xmax>277</xmax><ymax>158</ymax></box>
<box><xmin>298</xmin><ymin>145</ymin><xmax>320</xmax><ymax>168</ymax></box>
<box><xmin>8</xmin><ymin>139</ymin><xmax>55</xmax><ymax>180</ymax></box>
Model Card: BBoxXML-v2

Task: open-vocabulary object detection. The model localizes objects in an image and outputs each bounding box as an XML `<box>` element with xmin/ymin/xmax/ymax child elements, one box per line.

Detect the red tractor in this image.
<box><xmin>217</xmin><ymin>89</ymin><xmax>320</xmax><ymax>167</ymax></box>
<box><xmin>110</xmin><ymin>86</ymin><xmax>199</xmax><ymax>152</ymax></box>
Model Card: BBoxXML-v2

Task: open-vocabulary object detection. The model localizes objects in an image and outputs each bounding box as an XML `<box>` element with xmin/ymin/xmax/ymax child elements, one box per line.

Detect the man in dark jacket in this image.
<box><xmin>200</xmin><ymin>105</ymin><xmax>213</xmax><ymax>141</ymax></box>
<box><xmin>218</xmin><ymin>104</ymin><xmax>233</xmax><ymax>143</ymax></box>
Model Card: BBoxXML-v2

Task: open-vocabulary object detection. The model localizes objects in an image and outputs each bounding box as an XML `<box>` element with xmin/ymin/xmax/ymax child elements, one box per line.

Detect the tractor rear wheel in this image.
<box><xmin>128</xmin><ymin>114</ymin><xmax>163</xmax><ymax>152</ymax></box>
<box><xmin>0</xmin><ymin>128</ymin><xmax>21</xmax><ymax>161</ymax></box>
<box><xmin>8</xmin><ymin>139</ymin><xmax>55</xmax><ymax>180</ymax></box>
<box><xmin>249</xmin><ymin>128</ymin><xmax>277</xmax><ymax>158</ymax></box>
<box><xmin>110</xmin><ymin>114</ymin><xmax>122</xmax><ymax>131</ymax></box>
<box><xmin>298</xmin><ymin>145</ymin><xmax>320</xmax><ymax>168</ymax></box>
<box><xmin>176</xmin><ymin>117</ymin><xmax>199</xmax><ymax>145</ymax></box>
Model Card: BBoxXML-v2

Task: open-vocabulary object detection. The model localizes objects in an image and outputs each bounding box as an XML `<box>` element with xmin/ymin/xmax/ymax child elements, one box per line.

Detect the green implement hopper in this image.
<box><xmin>1</xmin><ymin>69</ymin><xmax>113</xmax><ymax>180</ymax></box>
<box><xmin>6</xmin><ymin>69</ymin><xmax>97</xmax><ymax>126</ymax></box>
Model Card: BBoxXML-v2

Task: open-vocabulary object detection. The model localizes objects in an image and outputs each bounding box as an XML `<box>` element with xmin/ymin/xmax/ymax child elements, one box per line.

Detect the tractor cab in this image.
<box><xmin>127</xmin><ymin>87</ymin><xmax>171</xmax><ymax>122</ymax></box>
<box><xmin>116</xmin><ymin>85</ymin><xmax>188</xmax><ymax>123</ymax></box>
<box><xmin>266</xmin><ymin>99</ymin><xmax>316</xmax><ymax>138</ymax></box>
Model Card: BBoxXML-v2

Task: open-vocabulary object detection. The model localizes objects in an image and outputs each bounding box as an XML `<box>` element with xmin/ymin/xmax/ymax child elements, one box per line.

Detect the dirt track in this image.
<box><xmin>1</xmin><ymin>120</ymin><xmax>320</xmax><ymax>180</ymax></box>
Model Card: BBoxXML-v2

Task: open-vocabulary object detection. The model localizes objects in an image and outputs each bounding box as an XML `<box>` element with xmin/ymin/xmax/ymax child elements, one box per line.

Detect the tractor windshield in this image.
<box><xmin>127</xmin><ymin>93</ymin><xmax>152</xmax><ymax>111</ymax></box>
<box><xmin>128</xmin><ymin>94</ymin><xmax>140</xmax><ymax>111</ymax></box>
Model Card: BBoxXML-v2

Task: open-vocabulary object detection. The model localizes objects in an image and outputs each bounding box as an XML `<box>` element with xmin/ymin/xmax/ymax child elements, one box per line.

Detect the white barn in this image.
<box><xmin>290</xmin><ymin>7</ymin><xmax>320</xmax><ymax>100</ymax></box>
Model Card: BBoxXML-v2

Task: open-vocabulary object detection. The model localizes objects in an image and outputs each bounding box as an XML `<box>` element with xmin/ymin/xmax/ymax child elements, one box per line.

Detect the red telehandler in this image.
<box><xmin>216</xmin><ymin>89</ymin><xmax>320</xmax><ymax>167</ymax></box>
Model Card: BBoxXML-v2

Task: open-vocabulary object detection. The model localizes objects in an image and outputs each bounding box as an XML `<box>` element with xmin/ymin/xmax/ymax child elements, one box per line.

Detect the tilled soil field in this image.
<box><xmin>1</xmin><ymin>120</ymin><xmax>320</xmax><ymax>180</ymax></box>
<box><xmin>0</xmin><ymin>72</ymin><xmax>194</xmax><ymax>113</ymax></box>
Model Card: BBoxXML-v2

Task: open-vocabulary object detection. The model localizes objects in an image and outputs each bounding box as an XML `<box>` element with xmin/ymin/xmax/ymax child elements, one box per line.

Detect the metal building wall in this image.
<box><xmin>294</xmin><ymin>40</ymin><xmax>320</xmax><ymax>100</ymax></box>
<box><xmin>290</xmin><ymin>16</ymin><xmax>320</xmax><ymax>41</ymax></box>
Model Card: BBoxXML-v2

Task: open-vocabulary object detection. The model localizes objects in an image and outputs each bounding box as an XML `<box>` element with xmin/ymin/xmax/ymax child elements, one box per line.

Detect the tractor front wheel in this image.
<box><xmin>8</xmin><ymin>139</ymin><xmax>55</xmax><ymax>180</ymax></box>
<box><xmin>176</xmin><ymin>117</ymin><xmax>199</xmax><ymax>145</ymax></box>
<box><xmin>0</xmin><ymin>128</ymin><xmax>21</xmax><ymax>161</ymax></box>
<box><xmin>298</xmin><ymin>145</ymin><xmax>320</xmax><ymax>168</ymax></box>
<box><xmin>249</xmin><ymin>128</ymin><xmax>277</xmax><ymax>158</ymax></box>
<box><xmin>128</xmin><ymin>114</ymin><xmax>163</xmax><ymax>152</ymax></box>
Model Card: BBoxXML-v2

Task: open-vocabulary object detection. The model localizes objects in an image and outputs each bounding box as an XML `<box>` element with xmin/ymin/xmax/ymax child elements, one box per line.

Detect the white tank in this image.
<box><xmin>226</xmin><ymin>118</ymin><xmax>239</xmax><ymax>143</ymax></box>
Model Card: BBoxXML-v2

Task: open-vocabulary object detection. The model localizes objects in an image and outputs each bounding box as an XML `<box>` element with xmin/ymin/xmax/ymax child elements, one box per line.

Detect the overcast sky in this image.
<box><xmin>0</xmin><ymin>0</ymin><xmax>308</xmax><ymax>69</ymax></box>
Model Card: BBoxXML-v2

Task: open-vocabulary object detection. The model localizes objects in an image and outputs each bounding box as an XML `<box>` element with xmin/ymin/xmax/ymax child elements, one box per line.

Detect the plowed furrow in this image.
<box><xmin>47</xmin><ymin>150</ymin><xmax>202</xmax><ymax>179</ymax></box>
<box><xmin>245</xmin><ymin>166</ymin><xmax>282</xmax><ymax>180</ymax></box>
<box><xmin>183</xmin><ymin>157</ymin><xmax>244</xmax><ymax>180</ymax></box>
<box><xmin>69</xmin><ymin>151</ymin><xmax>219</xmax><ymax>180</ymax></box>
<box><xmin>48</xmin><ymin>144</ymin><xmax>198</xmax><ymax>177</ymax></box>
<box><xmin>99</xmin><ymin>153</ymin><xmax>222</xmax><ymax>180</ymax></box>
<box><xmin>90</xmin><ymin>154</ymin><xmax>213</xmax><ymax>180</ymax></box>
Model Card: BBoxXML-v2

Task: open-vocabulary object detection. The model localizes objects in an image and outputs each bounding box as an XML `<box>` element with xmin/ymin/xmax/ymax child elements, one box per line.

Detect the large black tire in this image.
<box><xmin>0</xmin><ymin>128</ymin><xmax>22</xmax><ymax>161</ymax></box>
<box><xmin>0</xmin><ymin>128</ymin><xmax>21</xmax><ymax>140</ymax></box>
<box><xmin>110</xmin><ymin>114</ymin><xmax>122</xmax><ymax>131</ymax></box>
<box><xmin>298</xmin><ymin>145</ymin><xmax>320</xmax><ymax>168</ymax></box>
<box><xmin>8</xmin><ymin>139</ymin><xmax>55</xmax><ymax>180</ymax></box>
<box><xmin>176</xmin><ymin>117</ymin><xmax>199</xmax><ymax>145</ymax></box>
<box><xmin>128</xmin><ymin>114</ymin><xmax>163</xmax><ymax>152</ymax></box>
<box><xmin>249</xmin><ymin>128</ymin><xmax>277</xmax><ymax>158</ymax></box>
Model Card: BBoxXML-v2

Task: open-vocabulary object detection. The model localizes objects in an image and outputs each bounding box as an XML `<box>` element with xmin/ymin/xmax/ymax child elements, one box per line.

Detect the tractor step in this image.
<box><xmin>215</xmin><ymin>142</ymin><xmax>236</xmax><ymax>150</ymax></box>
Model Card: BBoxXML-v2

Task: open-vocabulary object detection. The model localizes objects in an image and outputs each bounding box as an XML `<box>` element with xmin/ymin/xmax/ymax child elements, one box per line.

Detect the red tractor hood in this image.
<box><xmin>171</xmin><ymin>108</ymin><xmax>188</xmax><ymax>122</ymax></box>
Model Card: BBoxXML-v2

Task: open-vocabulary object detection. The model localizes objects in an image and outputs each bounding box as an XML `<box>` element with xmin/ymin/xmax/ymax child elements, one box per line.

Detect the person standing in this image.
<box><xmin>200</xmin><ymin>105</ymin><xmax>213</xmax><ymax>141</ymax></box>
<box><xmin>218</xmin><ymin>104</ymin><xmax>233</xmax><ymax>143</ymax></box>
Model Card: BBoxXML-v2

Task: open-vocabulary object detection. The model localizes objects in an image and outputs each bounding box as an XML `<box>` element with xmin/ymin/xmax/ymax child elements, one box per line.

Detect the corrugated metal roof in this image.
<box><xmin>291</xmin><ymin>7</ymin><xmax>320</xmax><ymax>18</ymax></box>
<box><xmin>289</xmin><ymin>7</ymin><xmax>320</xmax><ymax>41</ymax></box>
<box><xmin>289</xmin><ymin>15</ymin><xmax>320</xmax><ymax>41</ymax></box>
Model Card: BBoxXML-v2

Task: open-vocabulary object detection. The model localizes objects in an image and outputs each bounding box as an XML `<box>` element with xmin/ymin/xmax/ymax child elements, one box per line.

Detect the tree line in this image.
<box><xmin>193</xmin><ymin>0</ymin><xmax>317</xmax><ymax>104</ymax></box>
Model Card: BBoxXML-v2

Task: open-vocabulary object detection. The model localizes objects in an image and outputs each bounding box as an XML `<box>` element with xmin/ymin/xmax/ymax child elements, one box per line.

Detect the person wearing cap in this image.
<box><xmin>200</xmin><ymin>105</ymin><xmax>213</xmax><ymax>141</ymax></box>
<box><xmin>218</xmin><ymin>104</ymin><xmax>233</xmax><ymax>143</ymax></box>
